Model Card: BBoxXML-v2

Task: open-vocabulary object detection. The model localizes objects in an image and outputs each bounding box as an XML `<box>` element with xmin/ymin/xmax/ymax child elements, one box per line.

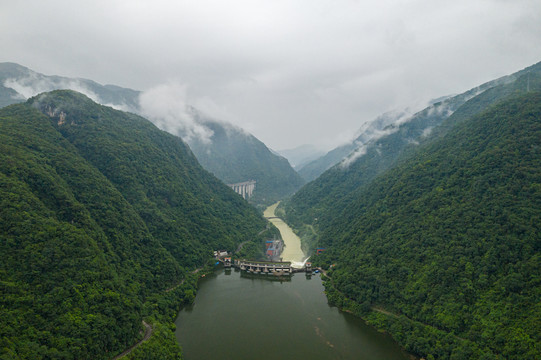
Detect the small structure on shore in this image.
<box><xmin>265</xmin><ymin>239</ymin><xmax>284</xmax><ymax>260</ymax></box>
<box><xmin>214</xmin><ymin>250</ymin><xmax>229</xmax><ymax>258</ymax></box>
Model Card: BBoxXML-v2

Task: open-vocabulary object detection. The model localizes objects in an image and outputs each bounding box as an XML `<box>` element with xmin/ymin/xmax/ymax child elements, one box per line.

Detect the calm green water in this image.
<box><xmin>175</xmin><ymin>270</ymin><xmax>411</xmax><ymax>360</ymax></box>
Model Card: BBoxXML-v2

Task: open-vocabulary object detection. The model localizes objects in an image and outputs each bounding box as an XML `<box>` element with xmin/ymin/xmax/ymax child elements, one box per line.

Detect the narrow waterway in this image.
<box><xmin>263</xmin><ymin>201</ymin><xmax>305</xmax><ymax>265</ymax></box>
<box><xmin>174</xmin><ymin>203</ymin><xmax>412</xmax><ymax>360</ymax></box>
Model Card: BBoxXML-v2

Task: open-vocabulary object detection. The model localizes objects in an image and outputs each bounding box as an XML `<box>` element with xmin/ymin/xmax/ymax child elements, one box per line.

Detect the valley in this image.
<box><xmin>284</xmin><ymin>86</ymin><xmax>541</xmax><ymax>358</ymax></box>
<box><xmin>1</xmin><ymin>59</ymin><xmax>540</xmax><ymax>360</ymax></box>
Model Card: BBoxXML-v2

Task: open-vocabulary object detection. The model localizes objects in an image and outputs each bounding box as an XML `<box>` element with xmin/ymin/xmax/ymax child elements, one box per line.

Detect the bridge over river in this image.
<box><xmin>228</xmin><ymin>180</ymin><xmax>256</xmax><ymax>199</ymax></box>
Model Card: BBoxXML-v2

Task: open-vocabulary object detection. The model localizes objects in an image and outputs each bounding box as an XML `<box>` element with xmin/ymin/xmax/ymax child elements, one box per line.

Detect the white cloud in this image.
<box><xmin>3</xmin><ymin>74</ymin><xmax>100</xmax><ymax>103</ymax></box>
<box><xmin>339</xmin><ymin>126</ymin><xmax>401</xmax><ymax>168</ymax></box>
<box><xmin>138</xmin><ymin>82</ymin><xmax>214</xmax><ymax>144</ymax></box>
<box><xmin>2</xmin><ymin>0</ymin><xmax>540</xmax><ymax>149</ymax></box>
<box><xmin>421</xmin><ymin>127</ymin><xmax>433</xmax><ymax>138</ymax></box>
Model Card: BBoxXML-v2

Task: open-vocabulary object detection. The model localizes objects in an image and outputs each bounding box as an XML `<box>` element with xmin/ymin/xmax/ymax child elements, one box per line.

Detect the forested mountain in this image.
<box><xmin>284</xmin><ymin>67</ymin><xmax>541</xmax><ymax>358</ymax></box>
<box><xmin>0</xmin><ymin>62</ymin><xmax>304</xmax><ymax>204</ymax></box>
<box><xmin>187</xmin><ymin>116</ymin><xmax>305</xmax><ymax>205</ymax></box>
<box><xmin>285</xmin><ymin>61</ymin><xmax>541</xmax><ymax>243</ymax></box>
<box><xmin>0</xmin><ymin>90</ymin><xmax>268</xmax><ymax>359</ymax></box>
<box><xmin>314</xmin><ymin>92</ymin><xmax>541</xmax><ymax>359</ymax></box>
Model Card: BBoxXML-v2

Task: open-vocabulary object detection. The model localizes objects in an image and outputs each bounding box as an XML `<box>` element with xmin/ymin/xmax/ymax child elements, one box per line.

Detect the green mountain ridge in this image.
<box><xmin>296</xmin><ymin>62</ymin><xmax>536</xmax><ymax>184</ymax></box>
<box><xmin>285</xmin><ymin>71</ymin><xmax>541</xmax><ymax>359</ymax></box>
<box><xmin>298</xmin><ymin>108</ymin><xmax>417</xmax><ymax>181</ymax></box>
<box><xmin>188</xmin><ymin>116</ymin><xmax>305</xmax><ymax>206</ymax></box>
<box><xmin>285</xmin><ymin>61</ymin><xmax>541</xmax><ymax>241</ymax></box>
<box><xmin>0</xmin><ymin>62</ymin><xmax>304</xmax><ymax>204</ymax></box>
<box><xmin>0</xmin><ymin>62</ymin><xmax>140</xmax><ymax>110</ymax></box>
<box><xmin>0</xmin><ymin>90</ymin><xmax>268</xmax><ymax>359</ymax></box>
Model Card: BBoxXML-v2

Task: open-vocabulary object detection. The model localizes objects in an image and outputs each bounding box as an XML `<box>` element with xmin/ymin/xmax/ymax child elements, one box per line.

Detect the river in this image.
<box><xmin>263</xmin><ymin>201</ymin><xmax>305</xmax><ymax>265</ymax></box>
<box><xmin>174</xmin><ymin>203</ymin><xmax>411</xmax><ymax>360</ymax></box>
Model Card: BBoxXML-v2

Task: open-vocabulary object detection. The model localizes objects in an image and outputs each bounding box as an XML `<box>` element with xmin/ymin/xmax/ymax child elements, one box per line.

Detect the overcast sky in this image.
<box><xmin>2</xmin><ymin>0</ymin><xmax>541</xmax><ymax>150</ymax></box>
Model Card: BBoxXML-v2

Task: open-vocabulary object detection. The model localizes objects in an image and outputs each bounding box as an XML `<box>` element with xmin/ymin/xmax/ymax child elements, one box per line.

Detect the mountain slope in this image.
<box><xmin>307</xmin><ymin>92</ymin><xmax>541</xmax><ymax>359</ymax></box>
<box><xmin>0</xmin><ymin>90</ymin><xmax>267</xmax><ymax>359</ymax></box>
<box><xmin>30</xmin><ymin>91</ymin><xmax>267</xmax><ymax>266</ymax></box>
<box><xmin>0</xmin><ymin>62</ymin><xmax>140</xmax><ymax>110</ymax></box>
<box><xmin>298</xmin><ymin>108</ymin><xmax>415</xmax><ymax>181</ymax></box>
<box><xmin>296</xmin><ymin>63</ymin><xmax>540</xmax><ymax>183</ymax></box>
<box><xmin>187</xmin><ymin>116</ymin><xmax>305</xmax><ymax>205</ymax></box>
<box><xmin>0</xmin><ymin>62</ymin><xmax>304</xmax><ymax>204</ymax></box>
<box><xmin>285</xmin><ymin>61</ymin><xmax>541</xmax><ymax>244</ymax></box>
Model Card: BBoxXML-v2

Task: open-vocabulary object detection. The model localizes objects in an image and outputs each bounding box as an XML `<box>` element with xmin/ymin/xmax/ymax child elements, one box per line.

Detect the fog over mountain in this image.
<box><xmin>276</xmin><ymin>144</ymin><xmax>326</xmax><ymax>170</ymax></box>
<box><xmin>2</xmin><ymin>0</ymin><xmax>540</xmax><ymax>150</ymax></box>
<box><xmin>298</xmin><ymin>67</ymin><xmax>526</xmax><ymax>182</ymax></box>
<box><xmin>0</xmin><ymin>62</ymin><xmax>304</xmax><ymax>203</ymax></box>
<box><xmin>298</xmin><ymin>107</ymin><xmax>420</xmax><ymax>181</ymax></box>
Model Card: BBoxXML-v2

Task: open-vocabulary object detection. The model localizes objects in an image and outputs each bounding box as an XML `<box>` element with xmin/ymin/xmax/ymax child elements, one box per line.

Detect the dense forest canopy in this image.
<box><xmin>285</xmin><ymin>61</ymin><xmax>541</xmax><ymax>252</ymax></box>
<box><xmin>0</xmin><ymin>90</ymin><xmax>268</xmax><ymax>359</ymax></box>
<box><xmin>297</xmin><ymin>92</ymin><xmax>541</xmax><ymax>359</ymax></box>
<box><xmin>187</xmin><ymin>117</ymin><xmax>305</xmax><ymax>206</ymax></box>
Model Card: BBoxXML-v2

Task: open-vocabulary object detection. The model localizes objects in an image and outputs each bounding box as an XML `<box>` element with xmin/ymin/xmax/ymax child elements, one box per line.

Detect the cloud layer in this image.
<box><xmin>138</xmin><ymin>82</ymin><xmax>215</xmax><ymax>144</ymax></box>
<box><xmin>2</xmin><ymin>0</ymin><xmax>541</xmax><ymax>149</ymax></box>
<box><xmin>3</xmin><ymin>74</ymin><xmax>101</xmax><ymax>103</ymax></box>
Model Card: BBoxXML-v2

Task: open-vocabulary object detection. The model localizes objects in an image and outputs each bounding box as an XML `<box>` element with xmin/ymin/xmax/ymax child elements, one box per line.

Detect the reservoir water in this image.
<box><xmin>175</xmin><ymin>204</ymin><xmax>411</xmax><ymax>360</ymax></box>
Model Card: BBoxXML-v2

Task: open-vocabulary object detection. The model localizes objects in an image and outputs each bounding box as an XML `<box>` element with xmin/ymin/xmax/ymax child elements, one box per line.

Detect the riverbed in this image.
<box><xmin>263</xmin><ymin>201</ymin><xmax>305</xmax><ymax>265</ymax></box>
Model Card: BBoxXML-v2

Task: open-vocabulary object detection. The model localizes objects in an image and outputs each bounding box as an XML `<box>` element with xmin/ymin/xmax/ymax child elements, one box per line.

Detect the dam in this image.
<box><xmin>233</xmin><ymin>259</ymin><xmax>313</xmax><ymax>275</ymax></box>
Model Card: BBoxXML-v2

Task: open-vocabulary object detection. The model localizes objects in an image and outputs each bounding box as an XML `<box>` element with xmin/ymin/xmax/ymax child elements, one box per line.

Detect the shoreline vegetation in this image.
<box><xmin>266</xmin><ymin>204</ymin><xmax>418</xmax><ymax>359</ymax></box>
<box><xmin>0</xmin><ymin>91</ymin><xmax>272</xmax><ymax>360</ymax></box>
<box><xmin>283</xmin><ymin>91</ymin><xmax>541</xmax><ymax>359</ymax></box>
